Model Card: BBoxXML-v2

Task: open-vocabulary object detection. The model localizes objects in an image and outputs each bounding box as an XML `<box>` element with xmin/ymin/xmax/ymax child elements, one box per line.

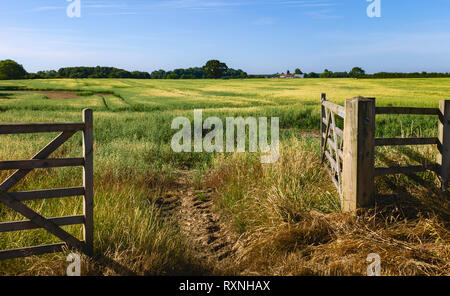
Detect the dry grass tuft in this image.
<box><xmin>228</xmin><ymin>211</ymin><xmax>449</xmax><ymax>276</ymax></box>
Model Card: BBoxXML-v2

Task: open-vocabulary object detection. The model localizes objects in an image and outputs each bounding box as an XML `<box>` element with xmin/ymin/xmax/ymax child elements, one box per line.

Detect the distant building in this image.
<box><xmin>279</xmin><ymin>73</ymin><xmax>304</xmax><ymax>79</ymax></box>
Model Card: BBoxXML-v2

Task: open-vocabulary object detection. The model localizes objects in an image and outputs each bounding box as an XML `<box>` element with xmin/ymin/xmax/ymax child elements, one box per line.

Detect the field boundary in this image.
<box><xmin>0</xmin><ymin>109</ymin><xmax>94</xmax><ymax>260</ymax></box>
<box><xmin>321</xmin><ymin>94</ymin><xmax>449</xmax><ymax>212</ymax></box>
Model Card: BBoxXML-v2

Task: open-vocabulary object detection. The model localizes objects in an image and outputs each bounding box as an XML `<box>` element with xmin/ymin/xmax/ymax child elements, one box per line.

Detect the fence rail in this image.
<box><xmin>0</xmin><ymin>109</ymin><xmax>94</xmax><ymax>260</ymax></box>
<box><xmin>0</xmin><ymin>122</ymin><xmax>85</xmax><ymax>134</ymax></box>
<box><xmin>321</xmin><ymin>94</ymin><xmax>449</xmax><ymax>212</ymax></box>
<box><xmin>375</xmin><ymin>107</ymin><xmax>440</xmax><ymax>115</ymax></box>
<box><xmin>374</xmin><ymin>137</ymin><xmax>439</xmax><ymax>146</ymax></box>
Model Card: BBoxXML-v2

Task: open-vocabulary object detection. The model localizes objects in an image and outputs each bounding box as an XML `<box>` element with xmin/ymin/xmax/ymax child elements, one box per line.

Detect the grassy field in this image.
<box><xmin>0</xmin><ymin>78</ymin><xmax>449</xmax><ymax>275</ymax></box>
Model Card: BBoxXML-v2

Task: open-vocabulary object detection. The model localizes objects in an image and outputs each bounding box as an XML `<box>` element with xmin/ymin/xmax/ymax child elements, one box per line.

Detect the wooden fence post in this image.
<box><xmin>321</xmin><ymin>93</ymin><xmax>327</xmax><ymax>149</ymax></box>
<box><xmin>437</xmin><ymin>100</ymin><xmax>450</xmax><ymax>191</ymax></box>
<box><xmin>82</xmin><ymin>109</ymin><xmax>94</xmax><ymax>256</ymax></box>
<box><xmin>342</xmin><ymin>97</ymin><xmax>375</xmax><ymax>212</ymax></box>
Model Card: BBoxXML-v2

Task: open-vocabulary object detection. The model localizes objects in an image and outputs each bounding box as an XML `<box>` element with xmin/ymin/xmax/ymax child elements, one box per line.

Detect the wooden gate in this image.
<box><xmin>321</xmin><ymin>94</ymin><xmax>449</xmax><ymax>212</ymax></box>
<box><xmin>0</xmin><ymin>109</ymin><xmax>94</xmax><ymax>259</ymax></box>
<box><xmin>321</xmin><ymin>93</ymin><xmax>345</xmax><ymax>201</ymax></box>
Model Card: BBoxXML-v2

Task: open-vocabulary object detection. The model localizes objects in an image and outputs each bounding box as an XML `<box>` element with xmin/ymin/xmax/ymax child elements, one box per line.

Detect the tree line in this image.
<box><xmin>1</xmin><ymin>59</ymin><xmax>449</xmax><ymax>80</ymax></box>
<box><xmin>262</xmin><ymin>67</ymin><xmax>450</xmax><ymax>79</ymax></box>
<box><xmin>314</xmin><ymin>67</ymin><xmax>450</xmax><ymax>79</ymax></box>
<box><xmin>0</xmin><ymin>59</ymin><xmax>247</xmax><ymax>80</ymax></box>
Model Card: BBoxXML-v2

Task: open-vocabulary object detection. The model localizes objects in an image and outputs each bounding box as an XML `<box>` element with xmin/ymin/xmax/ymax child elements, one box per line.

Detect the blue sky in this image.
<box><xmin>1</xmin><ymin>0</ymin><xmax>449</xmax><ymax>74</ymax></box>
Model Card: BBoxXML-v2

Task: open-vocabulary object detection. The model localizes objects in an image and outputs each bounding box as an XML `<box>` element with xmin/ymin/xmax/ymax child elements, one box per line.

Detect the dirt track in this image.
<box><xmin>156</xmin><ymin>171</ymin><xmax>238</xmax><ymax>270</ymax></box>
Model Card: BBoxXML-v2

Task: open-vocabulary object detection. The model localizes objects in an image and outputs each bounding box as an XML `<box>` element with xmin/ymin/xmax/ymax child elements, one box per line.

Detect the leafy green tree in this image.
<box><xmin>151</xmin><ymin>70</ymin><xmax>166</xmax><ymax>79</ymax></box>
<box><xmin>349</xmin><ymin>67</ymin><xmax>366</xmax><ymax>78</ymax></box>
<box><xmin>320</xmin><ymin>69</ymin><xmax>333</xmax><ymax>78</ymax></box>
<box><xmin>294</xmin><ymin>68</ymin><xmax>303</xmax><ymax>75</ymax></box>
<box><xmin>222</xmin><ymin>68</ymin><xmax>248</xmax><ymax>79</ymax></box>
<box><xmin>306</xmin><ymin>72</ymin><xmax>319</xmax><ymax>78</ymax></box>
<box><xmin>202</xmin><ymin>60</ymin><xmax>228</xmax><ymax>79</ymax></box>
<box><xmin>166</xmin><ymin>73</ymin><xmax>179</xmax><ymax>79</ymax></box>
<box><xmin>0</xmin><ymin>60</ymin><xmax>27</xmax><ymax>80</ymax></box>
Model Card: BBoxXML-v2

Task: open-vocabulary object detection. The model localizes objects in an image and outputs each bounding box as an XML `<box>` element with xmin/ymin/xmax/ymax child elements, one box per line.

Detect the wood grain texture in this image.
<box><xmin>0</xmin><ymin>123</ymin><xmax>85</xmax><ymax>134</ymax></box>
<box><xmin>322</xmin><ymin>100</ymin><xmax>346</xmax><ymax>118</ymax></box>
<box><xmin>342</xmin><ymin>97</ymin><xmax>375</xmax><ymax>212</ymax></box>
<box><xmin>437</xmin><ymin>100</ymin><xmax>450</xmax><ymax>190</ymax></box>
<box><xmin>0</xmin><ymin>158</ymin><xmax>84</xmax><ymax>170</ymax></box>
<box><xmin>82</xmin><ymin>109</ymin><xmax>94</xmax><ymax>256</ymax></box>
<box><xmin>8</xmin><ymin>187</ymin><xmax>85</xmax><ymax>201</ymax></box>
<box><xmin>0</xmin><ymin>215</ymin><xmax>85</xmax><ymax>233</ymax></box>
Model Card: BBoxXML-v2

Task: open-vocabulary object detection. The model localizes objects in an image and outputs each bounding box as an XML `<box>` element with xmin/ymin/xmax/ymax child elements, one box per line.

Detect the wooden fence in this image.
<box><xmin>0</xmin><ymin>109</ymin><xmax>94</xmax><ymax>260</ymax></box>
<box><xmin>321</xmin><ymin>94</ymin><xmax>449</xmax><ymax>212</ymax></box>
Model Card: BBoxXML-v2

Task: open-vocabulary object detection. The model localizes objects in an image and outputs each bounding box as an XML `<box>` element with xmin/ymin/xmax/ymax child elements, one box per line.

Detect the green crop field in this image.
<box><xmin>0</xmin><ymin>78</ymin><xmax>449</xmax><ymax>276</ymax></box>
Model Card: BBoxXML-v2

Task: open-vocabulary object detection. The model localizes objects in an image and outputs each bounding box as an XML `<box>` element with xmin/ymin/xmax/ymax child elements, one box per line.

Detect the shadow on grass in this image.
<box><xmin>374</xmin><ymin>152</ymin><xmax>449</xmax><ymax>226</ymax></box>
<box><xmin>82</xmin><ymin>251</ymin><xmax>210</xmax><ymax>276</ymax></box>
<box><xmin>373</xmin><ymin>146</ymin><xmax>449</xmax><ymax>227</ymax></box>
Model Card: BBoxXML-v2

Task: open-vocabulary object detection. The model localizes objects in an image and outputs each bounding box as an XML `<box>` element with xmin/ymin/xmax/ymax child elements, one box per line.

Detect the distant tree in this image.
<box><xmin>306</xmin><ymin>72</ymin><xmax>319</xmax><ymax>78</ymax></box>
<box><xmin>180</xmin><ymin>74</ymin><xmax>194</xmax><ymax>79</ymax></box>
<box><xmin>222</xmin><ymin>68</ymin><xmax>248</xmax><ymax>79</ymax></box>
<box><xmin>294</xmin><ymin>68</ymin><xmax>303</xmax><ymax>75</ymax></box>
<box><xmin>151</xmin><ymin>70</ymin><xmax>166</xmax><ymax>79</ymax></box>
<box><xmin>0</xmin><ymin>60</ymin><xmax>27</xmax><ymax>80</ymax></box>
<box><xmin>36</xmin><ymin>70</ymin><xmax>58</xmax><ymax>79</ymax></box>
<box><xmin>25</xmin><ymin>73</ymin><xmax>40</xmax><ymax>79</ymax></box>
<box><xmin>320</xmin><ymin>69</ymin><xmax>333</xmax><ymax>78</ymax></box>
<box><xmin>287</xmin><ymin>70</ymin><xmax>291</xmax><ymax>75</ymax></box>
<box><xmin>166</xmin><ymin>73</ymin><xmax>179</xmax><ymax>79</ymax></box>
<box><xmin>349</xmin><ymin>67</ymin><xmax>366</xmax><ymax>78</ymax></box>
<box><xmin>202</xmin><ymin>60</ymin><xmax>228</xmax><ymax>79</ymax></box>
<box><xmin>131</xmin><ymin>71</ymin><xmax>151</xmax><ymax>79</ymax></box>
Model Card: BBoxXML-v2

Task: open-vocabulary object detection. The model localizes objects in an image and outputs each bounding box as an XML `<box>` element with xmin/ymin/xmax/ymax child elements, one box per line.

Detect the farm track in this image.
<box><xmin>156</xmin><ymin>171</ymin><xmax>238</xmax><ymax>270</ymax></box>
<box><xmin>99</xmin><ymin>95</ymin><xmax>109</xmax><ymax>110</ymax></box>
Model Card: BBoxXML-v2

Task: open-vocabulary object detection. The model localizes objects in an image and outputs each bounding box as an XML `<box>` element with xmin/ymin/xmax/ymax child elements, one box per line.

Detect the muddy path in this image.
<box><xmin>155</xmin><ymin>171</ymin><xmax>239</xmax><ymax>272</ymax></box>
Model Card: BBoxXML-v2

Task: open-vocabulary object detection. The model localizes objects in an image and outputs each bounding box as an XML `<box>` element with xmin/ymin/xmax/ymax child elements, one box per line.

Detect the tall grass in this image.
<box><xmin>204</xmin><ymin>137</ymin><xmax>340</xmax><ymax>233</ymax></box>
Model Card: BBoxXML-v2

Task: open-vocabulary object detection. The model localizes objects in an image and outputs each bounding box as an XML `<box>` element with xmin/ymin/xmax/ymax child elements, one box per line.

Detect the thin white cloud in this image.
<box><xmin>90</xmin><ymin>12</ymin><xmax>138</xmax><ymax>16</ymax></box>
<box><xmin>34</xmin><ymin>0</ymin><xmax>342</xmax><ymax>18</ymax></box>
<box><xmin>253</xmin><ymin>17</ymin><xmax>277</xmax><ymax>25</ymax></box>
<box><xmin>150</xmin><ymin>0</ymin><xmax>249</xmax><ymax>10</ymax></box>
<box><xmin>304</xmin><ymin>9</ymin><xmax>342</xmax><ymax>19</ymax></box>
<box><xmin>278</xmin><ymin>0</ymin><xmax>341</xmax><ymax>7</ymax></box>
<box><xmin>34</xmin><ymin>2</ymin><xmax>129</xmax><ymax>13</ymax></box>
<box><xmin>35</xmin><ymin>6</ymin><xmax>66</xmax><ymax>12</ymax></box>
<box><xmin>84</xmin><ymin>4</ymin><xmax>128</xmax><ymax>9</ymax></box>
